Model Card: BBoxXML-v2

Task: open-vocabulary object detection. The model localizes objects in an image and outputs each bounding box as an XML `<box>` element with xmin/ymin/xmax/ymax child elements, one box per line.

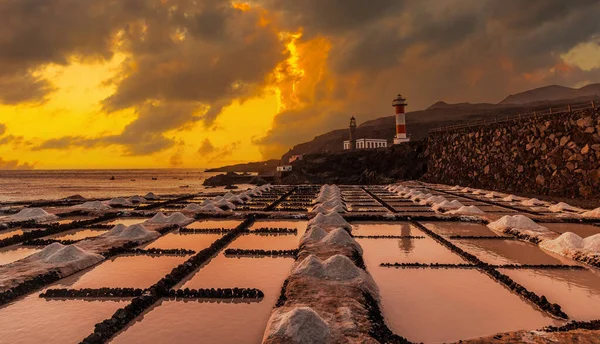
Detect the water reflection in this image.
<box><xmin>500</xmin><ymin>268</ymin><xmax>600</xmax><ymax>320</ymax></box>
<box><xmin>0</xmin><ymin>294</ymin><xmax>125</xmax><ymax>344</ymax></box>
<box><xmin>454</xmin><ymin>239</ymin><xmax>573</xmax><ymax>265</ymax></box>
<box><xmin>0</xmin><ymin>246</ymin><xmax>41</xmax><ymax>266</ymax></box>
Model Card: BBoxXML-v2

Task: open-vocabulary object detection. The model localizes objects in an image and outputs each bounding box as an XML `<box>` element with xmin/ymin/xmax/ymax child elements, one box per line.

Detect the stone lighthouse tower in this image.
<box><xmin>393</xmin><ymin>94</ymin><xmax>410</xmax><ymax>144</ymax></box>
<box><xmin>349</xmin><ymin>116</ymin><xmax>357</xmax><ymax>150</ymax></box>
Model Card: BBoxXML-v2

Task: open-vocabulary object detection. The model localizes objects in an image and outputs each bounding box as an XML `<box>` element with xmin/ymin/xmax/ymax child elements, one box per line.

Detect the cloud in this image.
<box><xmin>0</xmin><ymin>123</ymin><xmax>5</xmax><ymax>136</ymax></box>
<box><xmin>197</xmin><ymin>138</ymin><xmax>216</xmax><ymax>155</ymax></box>
<box><xmin>256</xmin><ymin>0</ymin><xmax>600</xmax><ymax>158</ymax></box>
<box><xmin>1</xmin><ymin>0</ymin><xmax>288</xmax><ymax>157</ymax></box>
<box><xmin>0</xmin><ymin>157</ymin><xmax>35</xmax><ymax>170</ymax></box>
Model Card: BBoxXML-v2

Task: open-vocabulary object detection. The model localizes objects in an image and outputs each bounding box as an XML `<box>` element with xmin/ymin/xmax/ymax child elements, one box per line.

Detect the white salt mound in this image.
<box><xmin>420</xmin><ymin>196</ymin><xmax>446</xmax><ymax>205</ymax></box>
<box><xmin>451</xmin><ymin>185</ymin><xmax>461</xmax><ymax>190</ymax></box>
<box><xmin>307</xmin><ymin>212</ymin><xmax>351</xmax><ymax>230</ymax></box>
<box><xmin>460</xmin><ymin>187</ymin><xmax>471</xmax><ymax>192</ymax></box>
<box><xmin>540</xmin><ymin>232</ymin><xmax>584</xmax><ymax>254</ymax></box>
<box><xmin>266</xmin><ymin>307</ymin><xmax>332</xmax><ymax>344</ymax></box>
<box><xmin>183</xmin><ymin>204</ymin><xmax>202</xmax><ymax>212</ymax></box>
<box><xmin>323</xmin><ymin>255</ymin><xmax>361</xmax><ymax>280</ymax></box>
<box><xmin>146</xmin><ymin>212</ymin><xmax>193</xmax><ymax>225</ymax></box>
<box><xmin>214</xmin><ymin>199</ymin><xmax>236</xmax><ymax>210</ymax></box>
<box><xmin>548</xmin><ymin>202</ymin><xmax>582</xmax><ymax>213</ymax></box>
<box><xmin>108</xmin><ymin>197</ymin><xmax>133</xmax><ymax>206</ymax></box>
<box><xmin>144</xmin><ymin>192</ymin><xmax>159</xmax><ymax>200</ymax></box>
<box><xmin>581</xmin><ymin>208</ymin><xmax>600</xmax><ymax>218</ymax></box>
<box><xmin>72</xmin><ymin>201</ymin><xmax>111</xmax><ymax>211</ymax></box>
<box><xmin>447</xmin><ymin>205</ymin><xmax>485</xmax><ymax>215</ymax></box>
<box><xmin>6</xmin><ymin>208</ymin><xmax>58</xmax><ymax>222</ymax></box>
<box><xmin>300</xmin><ymin>226</ymin><xmax>328</xmax><ymax>245</ymax></box>
<box><xmin>293</xmin><ymin>255</ymin><xmax>325</xmax><ymax>278</ymax></box>
<box><xmin>488</xmin><ymin>215</ymin><xmax>549</xmax><ymax>232</ymax></box>
<box><xmin>104</xmin><ymin>224</ymin><xmax>159</xmax><ymax>242</ymax></box>
<box><xmin>35</xmin><ymin>243</ymin><xmax>103</xmax><ymax>265</ymax></box>
<box><xmin>129</xmin><ymin>195</ymin><xmax>147</xmax><ymax>203</ymax></box>
<box><xmin>583</xmin><ymin>234</ymin><xmax>600</xmax><ymax>253</ymax></box>
<box><xmin>200</xmin><ymin>204</ymin><xmax>223</xmax><ymax>212</ymax></box>
<box><xmin>472</xmin><ymin>189</ymin><xmax>484</xmax><ymax>195</ymax></box>
<box><xmin>485</xmin><ymin>192</ymin><xmax>499</xmax><ymax>198</ymax></box>
<box><xmin>502</xmin><ymin>195</ymin><xmax>519</xmax><ymax>202</ymax></box>
<box><xmin>320</xmin><ymin>228</ymin><xmax>362</xmax><ymax>254</ymax></box>
<box><xmin>432</xmin><ymin>200</ymin><xmax>463</xmax><ymax>211</ymax></box>
<box><xmin>200</xmin><ymin>199</ymin><xmax>214</xmax><ymax>206</ymax></box>
<box><xmin>521</xmin><ymin>198</ymin><xmax>544</xmax><ymax>206</ymax></box>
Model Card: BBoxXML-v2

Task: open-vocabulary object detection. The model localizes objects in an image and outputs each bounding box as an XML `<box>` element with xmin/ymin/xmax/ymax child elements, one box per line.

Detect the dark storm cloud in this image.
<box><xmin>0</xmin><ymin>124</ymin><xmax>6</xmax><ymax>136</ymax></box>
<box><xmin>256</xmin><ymin>0</ymin><xmax>600</xmax><ymax>158</ymax></box>
<box><xmin>3</xmin><ymin>0</ymin><xmax>287</xmax><ymax>155</ymax></box>
<box><xmin>264</xmin><ymin>0</ymin><xmax>403</xmax><ymax>36</ymax></box>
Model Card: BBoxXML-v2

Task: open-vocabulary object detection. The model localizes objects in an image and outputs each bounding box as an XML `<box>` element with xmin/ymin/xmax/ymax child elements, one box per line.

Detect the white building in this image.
<box><xmin>343</xmin><ymin>138</ymin><xmax>388</xmax><ymax>150</ymax></box>
<box><xmin>276</xmin><ymin>165</ymin><xmax>292</xmax><ymax>172</ymax></box>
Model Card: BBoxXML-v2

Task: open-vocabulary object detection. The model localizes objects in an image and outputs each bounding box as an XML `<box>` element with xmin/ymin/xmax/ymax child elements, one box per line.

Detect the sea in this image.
<box><xmin>0</xmin><ymin>169</ymin><xmax>251</xmax><ymax>202</ymax></box>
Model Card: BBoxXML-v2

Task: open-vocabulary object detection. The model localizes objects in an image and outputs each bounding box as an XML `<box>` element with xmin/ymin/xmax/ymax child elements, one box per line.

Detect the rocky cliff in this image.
<box><xmin>278</xmin><ymin>141</ymin><xmax>428</xmax><ymax>185</ymax></box>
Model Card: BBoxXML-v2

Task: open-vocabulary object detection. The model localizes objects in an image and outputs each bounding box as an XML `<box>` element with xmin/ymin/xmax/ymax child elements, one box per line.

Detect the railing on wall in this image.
<box><xmin>429</xmin><ymin>100</ymin><xmax>597</xmax><ymax>134</ymax></box>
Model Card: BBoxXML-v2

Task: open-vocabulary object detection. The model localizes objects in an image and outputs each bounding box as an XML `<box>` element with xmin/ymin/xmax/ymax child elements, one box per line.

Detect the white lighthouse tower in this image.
<box><xmin>393</xmin><ymin>94</ymin><xmax>410</xmax><ymax>144</ymax></box>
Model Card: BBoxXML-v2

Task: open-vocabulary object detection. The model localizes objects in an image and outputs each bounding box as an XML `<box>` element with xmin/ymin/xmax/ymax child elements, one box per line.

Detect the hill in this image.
<box><xmin>281</xmin><ymin>83</ymin><xmax>600</xmax><ymax>162</ymax></box>
<box><xmin>205</xmin><ymin>159</ymin><xmax>279</xmax><ymax>173</ymax></box>
<box><xmin>500</xmin><ymin>83</ymin><xmax>600</xmax><ymax>104</ymax></box>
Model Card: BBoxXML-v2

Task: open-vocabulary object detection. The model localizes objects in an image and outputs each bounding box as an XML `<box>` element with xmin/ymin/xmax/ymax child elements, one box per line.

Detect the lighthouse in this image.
<box><xmin>393</xmin><ymin>94</ymin><xmax>410</xmax><ymax>144</ymax></box>
<box><xmin>349</xmin><ymin>116</ymin><xmax>357</xmax><ymax>151</ymax></box>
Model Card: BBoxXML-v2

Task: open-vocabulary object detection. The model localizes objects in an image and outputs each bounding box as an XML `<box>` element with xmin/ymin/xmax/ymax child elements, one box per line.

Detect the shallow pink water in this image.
<box><xmin>0</xmin><ymin>246</ymin><xmax>41</xmax><ymax>266</ymax></box>
<box><xmin>50</xmin><ymin>229</ymin><xmax>108</xmax><ymax>241</ymax></box>
<box><xmin>421</xmin><ymin>222</ymin><xmax>500</xmax><ymax>237</ymax></box>
<box><xmin>367</xmin><ymin>268</ymin><xmax>561</xmax><ymax>343</ymax></box>
<box><xmin>229</xmin><ymin>233</ymin><xmax>299</xmax><ymax>250</ymax></box>
<box><xmin>500</xmin><ymin>269</ymin><xmax>600</xmax><ymax>320</ymax></box>
<box><xmin>351</xmin><ymin>222</ymin><xmax>423</xmax><ymax>237</ymax></box>
<box><xmin>143</xmin><ymin>233</ymin><xmax>223</xmax><ymax>251</ymax></box>
<box><xmin>55</xmin><ymin>255</ymin><xmax>188</xmax><ymax>289</ymax></box>
<box><xmin>179</xmin><ymin>254</ymin><xmax>294</xmax><ymax>292</ymax></box>
<box><xmin>110</xmin><ymin>299</ymin><xmax>273</xmax><ymax>344</ymax></box>
<box><xmin>357</xmin><ymin>238</ymin><xmax>465</xmax><ymax>265</ymax></box>
<box><xmin>186</xmin><ymin>220</ymin><xmax>242</xmax><ymax>230</ymax></box>
<box><xmin>0</xmin><ymin>228</ymin><xmax>23</xmax><ymax>240</ymax></box>
<box><xmin>454</xmin><ymin>239</ymin><xmax>573</xmax><ymax>265</ymax></box>
<box><xmin>543</xmin><ymin>223</ymin><xmax>600</xmax><ymax>238</ymax></box>
<box><xmin>0</xmin><ymin>294</ymin><xmax>126</xmax><ymax>344</ymax></box>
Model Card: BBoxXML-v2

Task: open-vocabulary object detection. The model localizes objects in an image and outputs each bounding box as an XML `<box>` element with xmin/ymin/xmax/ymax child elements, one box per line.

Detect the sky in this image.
<box><xmin>0</xmin><ymin>0</ymin><xmax>600</xmax><ymax>169</ymax></box>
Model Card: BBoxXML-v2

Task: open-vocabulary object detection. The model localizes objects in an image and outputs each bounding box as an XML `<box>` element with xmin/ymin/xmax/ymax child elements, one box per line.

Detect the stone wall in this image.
<box><xmin>425</xmin><ymin>107</ymin><xmax>600</xmax><ymax>199</ymax></box>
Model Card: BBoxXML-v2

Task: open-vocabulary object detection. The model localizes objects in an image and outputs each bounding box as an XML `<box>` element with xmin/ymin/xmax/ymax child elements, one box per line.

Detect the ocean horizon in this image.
<box><xmin>0</xmin><ymin>169</ymin><xmax>248</xmax><ymax>202</ymax></box>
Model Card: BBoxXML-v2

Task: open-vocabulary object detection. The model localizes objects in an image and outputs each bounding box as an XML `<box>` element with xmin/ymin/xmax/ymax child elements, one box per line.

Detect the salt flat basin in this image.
<box><xmin>0</xmin><ymin>246</ymin><xmax>41</xmax><ymax>266</ymax></box>
<box><xmin>0</xmin><ymin>228</ymin><xmax>23</xmax><ymax>240</ymax></box>
<box><xmin>54</xmin><ymin>255</ymin><xmax>189</xmax><ymax>289</ymax></box>
<box><xmin>143</xmin><ymin>232</ymin><xmax>223</xmax><ymax>251</ymax></box>
<box><xmin>368</xmin><ymin>268</ymin><xmax>561</xmax><ymax>343</ymax></box>
<box><xmin>476</xmin><ymin>205</ymin><xmax>518</xmax><ymax>212</ymax></box>
<box><xmin>0</xmin><ymin>294</ymin><xmax>126</xmax><ymax>344</ymax></box>
<box><xmin>185</xmin><ymin>219</ymin><xmax>242</xmax><ymax>230</ymax></box>
<box><xmin>110</xmin><ymin>299</ymin><xmax>272</xmax><ymax>344</ymax></box>
<box><xmin>499</xmin><ymin>268</ymin><xmax>600</xmax><ymax>320</ymax></box>
<box><xmin>421</xmin><ymin>222</ymin><xmax>500</xmax><ymax>237</ymax></box>
<box><xmin>105</xmin><ymin>218</ymin><xmax>149</xmax><ymax>226</ymax></box>
<box><xmin>49</xmin><ymin>228</ymin><xmax>108</xmax><ymax>241</ymax></box>
<box><xmin>179</xmin><ymin>253</ymin><xmax>294</xmax><ymax>293</ymax></box>
<box><xmin>393</xmin><ymin>207</ymin><xmax>434</xmax><ymax>212</ymax></box>
<box><xmin>454</xmin><ymin>239</ymin><xmax>573</xmax><ymax>265</ymax></box>
<box><xmin>543</xmin><ymin>223</ymin><xmax>600</xmax><ymax>238</ymax></box>
<box><xmin>352</xmin><ymin>222</ymin><xmax>424</xmax><ymax>237</ymax></box>
<box><xmin>228</xmin><ymin>233</ymin><xmax>300</xmax><ymax>250</ymax></box>
<box><xmin>350</xmin><ymin>206</ymin><xmax>388</xmax><ymax>212</ymax></box>
<box><xmin>356</xmin><ymin>238</ymin><xmax>465</xmax><ymax>264</ymax></box>
<box><xmin>249</xmin><ymin>220</ymin><xmax>308</xmax><ymax>237</ymax></box>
